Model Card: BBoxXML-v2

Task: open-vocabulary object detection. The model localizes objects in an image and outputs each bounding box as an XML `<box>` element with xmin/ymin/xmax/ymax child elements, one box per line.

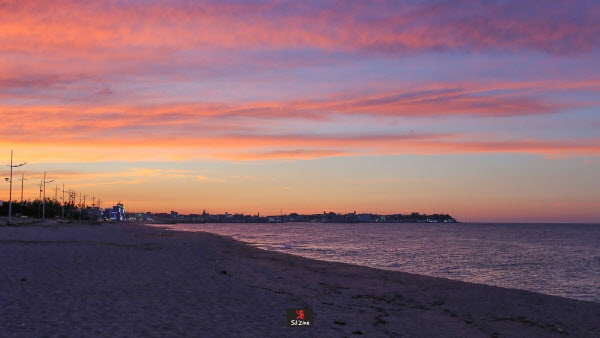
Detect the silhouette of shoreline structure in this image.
<box><xmin>0</xmin><ymin>200</ymin><xmax>125</xmax><ymax>222</ymax></box>
<box><xmin>134</xmin><ymin>210</ymin><xmax>458</xmax><ymax>224</ymax></box>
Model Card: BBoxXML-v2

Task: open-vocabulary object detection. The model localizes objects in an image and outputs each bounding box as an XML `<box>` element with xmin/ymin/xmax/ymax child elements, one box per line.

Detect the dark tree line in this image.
<box><xmin>0</xmin><ymin>200</ymin><xmax>82</xmax><ymax>219</ymax></box>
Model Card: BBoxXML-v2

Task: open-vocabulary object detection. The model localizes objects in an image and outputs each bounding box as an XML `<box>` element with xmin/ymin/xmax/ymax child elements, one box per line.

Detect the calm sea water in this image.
<box><xmin>155</xmin><ymin>222</ymin><xmax>600</xmax><ymax>303</ymax></box>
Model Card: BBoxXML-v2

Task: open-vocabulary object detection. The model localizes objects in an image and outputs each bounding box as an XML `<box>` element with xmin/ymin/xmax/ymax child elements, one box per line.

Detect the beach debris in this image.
<box><xmin>20</xmin><ymin>278</ymin><xmax>27</xmax><ymax>282</ymax></box>
<box><xmin>352</xmin><ymin>330</ymin><xmax>363</xmax><ymax>335</ymax></box>
<box><xmin>334</xmin><ymin>320</ymin><xmax>346</xmax><ymax>325</ymax></box>
<box><xmin>554</xmin><ymin>328</ymin><xmax>567</xmax><ymax>335</ymax></box>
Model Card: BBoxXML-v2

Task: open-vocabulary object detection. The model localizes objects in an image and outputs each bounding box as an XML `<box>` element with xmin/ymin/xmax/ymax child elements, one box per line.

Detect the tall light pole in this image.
<box><xmin>92</xmin><ymin>195</ymin><xmax>96</xmax><ymax>219</ymax></box>
<box><xmin>82</xmin><ymin>194</ymin><xmax>87</xmax><ymax>220</ymax></box>
<box><xmin>19</xmin><ymin>173</ymin><xmax>28</xmax><ymax>202</ymax></box>
<box><xmin>67</xmin><ymin>189</ymin><xmax>74</xmax><ymax>205</ymax></box>
<box><xmin>61</xmin><ymin>184</ymin><xmax>65</xmax><ymax>219</ymax></box>
<box><xmin>97</xmin><ymin>198</ymin><xmax>102</xmax><ymax>220</ymax></box>
<box><xmin>41</xmin><ymin>171</ymin><xmax>54</xmax><ymax>221</ymax></box>
<box><xmin>34</xmin><ymin>180</ymin><xmax>42</xmax><ymax>218</ymax></box>
<box><xmin>5</xmin><ymin>150</ymin><xmax>27</xmax><ymax>222</ymax></box>
<box><xmin>79</xmin><ymin>193</ymin><xmax>83</xmax><ymax>221</ymax></box>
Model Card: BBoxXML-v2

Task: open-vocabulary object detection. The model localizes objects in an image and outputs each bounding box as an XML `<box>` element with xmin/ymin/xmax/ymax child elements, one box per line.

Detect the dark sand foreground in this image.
<box><xmin>1</xmin><ymin>222</ymin><xmax>598</xmax><ymax>337</ymax></box>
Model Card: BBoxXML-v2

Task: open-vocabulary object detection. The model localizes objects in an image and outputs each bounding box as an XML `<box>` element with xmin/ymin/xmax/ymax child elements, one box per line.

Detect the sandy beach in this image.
<box><xmin>1</xmin><ymin>222</ymin><xmax>598</xmax><ymax>337</ymax></box>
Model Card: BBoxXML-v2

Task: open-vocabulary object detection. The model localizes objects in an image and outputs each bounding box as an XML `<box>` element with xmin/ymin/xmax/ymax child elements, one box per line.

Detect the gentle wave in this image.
<box><xmin>153</xmin><ymin>222</ymin><xmax>600</xmax><ymax>303</ymax></box>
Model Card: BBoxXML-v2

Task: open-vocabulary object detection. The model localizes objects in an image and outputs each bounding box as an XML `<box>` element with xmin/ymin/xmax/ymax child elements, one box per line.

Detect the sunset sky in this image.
<box><xmin>1</xmin><ymin>0</ymin><xmax>599</xmax><ymax>222</ymax></box>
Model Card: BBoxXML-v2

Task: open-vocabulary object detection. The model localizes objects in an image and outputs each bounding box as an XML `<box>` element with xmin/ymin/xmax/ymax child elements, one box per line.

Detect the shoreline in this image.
<box><xmin>1</xmin><ymin>222</ymin><xmax>598</xmax><ymax>336</ymax></box>
<box><xmin>196</xmin><ymin>231</ymin><xmax>598</xmax><ymax>305</ymax></box>
<box><xmin>156</xmin><ymin>221</ymin><xmax>600</xmax><ymax>304</ymax></box>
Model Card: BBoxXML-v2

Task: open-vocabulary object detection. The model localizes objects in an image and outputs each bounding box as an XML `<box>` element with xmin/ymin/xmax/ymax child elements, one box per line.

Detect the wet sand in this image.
<box><xmin>1</xmin><ymin>222</ymin><xmax>598</xmax><ymax>337</ymax></box>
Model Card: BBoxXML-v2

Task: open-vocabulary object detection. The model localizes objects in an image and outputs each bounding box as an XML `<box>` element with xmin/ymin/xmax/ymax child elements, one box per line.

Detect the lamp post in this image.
<box><xmin>61</xmin><ymin>183</ymin><xmax>65</xmax><ymax>219</ymax></box>
<box><xmin>97</xmin><ymin>198</ymin><xmax>102</xmax><ymax>220</ymax></box>
<box><xmin>41</xmin><ymin>171</ymin><xmax>54</xmax><ymax>222</ymax></box>
<box><xmin>33</xmin><ymin>180</ymin><xmax>42</xmax><ymax>218</ymax></box>
<box><xmin>79</xmin><ymin>193</ymin><xmax>82</xmax><ymax>221</ymax></box>
<box><xmin>5</xmin><ymin>150</ymin><xmax>27</xmax><ymax>222</ymax></box>
<box><xmin>18</xmin><ymin>173</ymin><xmax>28</xmax><ymax>202</ymax></box>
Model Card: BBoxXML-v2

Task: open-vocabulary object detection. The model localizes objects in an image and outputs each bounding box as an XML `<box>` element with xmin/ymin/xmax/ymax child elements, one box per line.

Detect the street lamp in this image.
<box><xmin>5</xmin><ymin>150</ymin><xmax>27</xmax><ymax>222</ymax></box>
<box><xmin>41</xmin><ymin>171</ymin><xmax>54</xmax><ymax>222</ymax></box>
<box><xmin>19</xmin><ymin>173</ymin><xmax>28</xmax><ymax>202</ymax></box>
<box><xmin>61</xmin><ymin>183</ymin><xmax>65</xmax><ymax>219</ymax></box>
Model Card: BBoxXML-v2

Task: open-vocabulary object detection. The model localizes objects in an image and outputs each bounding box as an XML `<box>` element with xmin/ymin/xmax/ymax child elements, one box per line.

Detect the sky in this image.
<box><xmin>1</xmin><ymin>0</ymin><xmax>599</xmax><ymax>222</ymax></box>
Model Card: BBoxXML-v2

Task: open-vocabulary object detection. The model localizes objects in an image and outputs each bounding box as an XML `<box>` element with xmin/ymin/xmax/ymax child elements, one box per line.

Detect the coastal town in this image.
<box><xmin>0</xmin><ymin>199</ymin><xmax>457</xmax><ymax>225</ymax></box>
<box><xmin>148</xmin><ymin>210</ymin><xmax>458</xmax><ymax>224</ymax></box>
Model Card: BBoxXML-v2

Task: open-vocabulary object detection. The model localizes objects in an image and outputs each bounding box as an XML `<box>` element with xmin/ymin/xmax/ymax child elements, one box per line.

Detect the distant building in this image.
<box><xmin>170</xmin><ymin>210</ymin><xmax>178</xmax><ymax>219</ymax></box>
<box><xmin>84</xmin><ymin>207</ymin><xmax>103</xmax><ymax>220</ymax></box>
<box><xmin>106</xmin><ymin>203</ymin><xmax>125</xmax><ymax>221</ymax></box>
<box><xmin>358</xmin><ymin>213</ymin><xmax>373</xmax><ymax>222</ymax></box>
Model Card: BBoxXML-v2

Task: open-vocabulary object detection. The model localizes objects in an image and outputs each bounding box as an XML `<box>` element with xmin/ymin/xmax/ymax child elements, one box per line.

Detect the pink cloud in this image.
<box><xmin>1</xmin><ymin>1</ymin><xmax>598</xmax><ymax>163</ymax></box>
<box><xmin>0</xmin><ymin>76</ymin><xmax>598</xmax><ymax>161</ymax></box>
<box><xmin>1</xmin><ymin>1</ymin><xmax>597</xmax><ymax>58</ymax></box>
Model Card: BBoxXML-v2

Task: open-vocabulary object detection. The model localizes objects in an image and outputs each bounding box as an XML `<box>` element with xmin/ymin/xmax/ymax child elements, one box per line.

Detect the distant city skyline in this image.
<box><xmin>1</xmin><ymin>1</ymin><xmax>599</xmax><ymax>223</ymax></box>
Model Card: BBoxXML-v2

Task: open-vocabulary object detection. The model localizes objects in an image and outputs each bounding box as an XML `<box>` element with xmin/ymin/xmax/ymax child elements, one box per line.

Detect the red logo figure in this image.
<box><xmin>296</xmin><ymin>310</ymin><xmax>305</xmax><ymax>320</ymax></box>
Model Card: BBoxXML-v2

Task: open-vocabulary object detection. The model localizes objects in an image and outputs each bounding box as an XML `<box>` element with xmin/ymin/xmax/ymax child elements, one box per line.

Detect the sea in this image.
<box><xmin>155</xmin><ymin>222</ymin><xmax>600</xmax><ymax>303</ymax></box>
